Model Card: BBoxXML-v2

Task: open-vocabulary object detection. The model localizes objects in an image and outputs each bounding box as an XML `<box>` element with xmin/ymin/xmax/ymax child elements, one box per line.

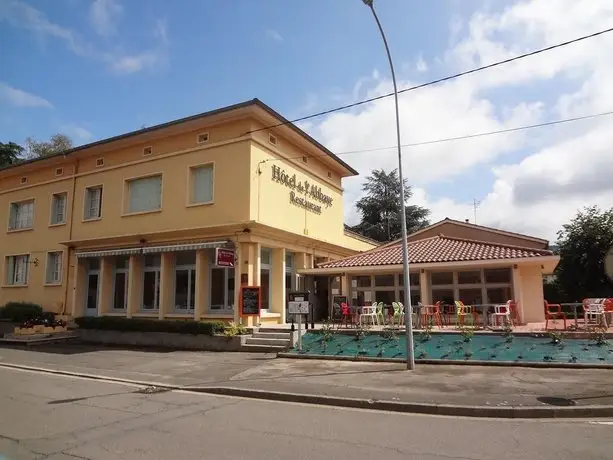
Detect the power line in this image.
<box><xmin>246</xmin><ymin>26</ymin><xmax>613</xmax><ymax>135</ymax></box>
<box><xmin>258</xmin><ymin>109</ymin><xmax>613</xmax><ymax>165</ymax></box>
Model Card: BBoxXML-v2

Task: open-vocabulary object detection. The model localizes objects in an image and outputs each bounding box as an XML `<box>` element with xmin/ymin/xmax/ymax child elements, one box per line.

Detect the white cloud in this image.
<box><xmin>62</xmin><ymin>123</ymin><xmax>93</xmax><ymax>144</ymax></box>
<box><xmin>265</xmin><ymin>29</ymin><xmax>283</xmax><ymax>42</ymax></box>
<box><xmin>415</xmin><ymin>55</ymin><xmax>428</xmax><ymax>73</ymax></box>
<box><xmin>89</xmin><ymin>0</ymin><xmax>123</xmax><ymax>36</ymax></box>
<box><xmin>0</xmin><ymin>82</ymin><xmax>53</xmax><ymax>108</ymax></box>
<box><xmin>306</xmin><ymin>0</ymin><xmax>613</xmax><ymax>241</ymax></box>
<box><xmin>1</xmin><ymin>0</ymin><xmax>167</xmax><ymax>75</ymax></box>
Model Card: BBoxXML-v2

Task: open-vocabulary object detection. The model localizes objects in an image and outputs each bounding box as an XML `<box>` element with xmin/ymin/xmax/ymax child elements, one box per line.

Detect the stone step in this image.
<box><xmin>240</xmin><ymin>344</ymin><xmax>288</xmax><ymax>353</ymax></box>
<box><xmin>252</xmin><ymin>332</ymin><xmax>290</xmax><ymax>339</ymax></box>
<box><xmin>245</xmin><ymin>337</ymin><xmax>291</xmax><ymax>347</ymax></box>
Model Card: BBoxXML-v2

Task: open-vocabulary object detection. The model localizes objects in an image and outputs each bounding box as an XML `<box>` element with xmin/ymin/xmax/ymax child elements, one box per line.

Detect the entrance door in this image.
<box><xmin>85</xmin><ymin>272</ymin><xmax>99</xmax><ymax>316</ymax></box>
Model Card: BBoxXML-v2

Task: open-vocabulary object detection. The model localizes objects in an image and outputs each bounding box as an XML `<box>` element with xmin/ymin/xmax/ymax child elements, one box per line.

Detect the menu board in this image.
<box><xmin>332</xmin><ymin>295</ymin><xmax>348</xmax><ymax>307</ymax></box>
<box><xmin>240</xmin><ymin>286</ymin><xmax>261</xmax><ymax>316</ymax></box>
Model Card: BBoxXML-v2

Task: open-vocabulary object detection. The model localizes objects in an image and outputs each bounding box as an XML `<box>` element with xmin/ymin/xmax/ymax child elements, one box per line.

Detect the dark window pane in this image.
<box><xmin>142</xmin><ymin>271</ymin><xmax>159</xmax><ymax>309</ymax></box>
<box><xmin>458</xmin><ymin>270</ymin><xmax>481</xmax><ymax>284</ymax></box>
<box><xmin>261</xmin><ymin>269</ymin><xmax>270</xmax><ymax>309</ymax></box>
<box><xmin>113</xmin><ymin>272</ymin><xmax>126</xmax><ymax>309</ymax></box>
<box><xmin>458</xmin><ymin>288</ymin><xmax>483</xmax><ymax>305</ymax></box>
<box><xmin>176</xmin><ymin>251</ymin><xmax>196</xmax><ymax>266</ymax></box>
<box><xmin>431</xmin><ymin>272</ymin><xmax>453</xmax><ymax>285</ymax></box>
<box><xmin>398</xmin><ymin>273</ymin><xmax>420</xmax><ymax>286</ymax></box>
<box><xmin>145</xmin><ymin>255</ymin><xmax>161</xmax><ymax>268</ymax></box>
<box><xmin>115</xmin><ymin>256</ymin><xmax>129</xmax><ymax>270</ymax></box>
<box><xmin>354</xmin><ymin>276</ymin><xmax>371</xmax><ymax>288</ymax></box>
<box><xmin>400</xmin><ymin>290</ymin><xmax>421</xmax><ymax>307</ymax></box>
<box><xmin>485</xmin><ymin>268</ymin><xmax>511</xmax><ymax>284</ymax></box>
<box><xmin>87</xmin><ymin>274</ymin><xmax>98</xmax><ymax>310</ymax></box>
<box><xmin>211</xmin><ymin>268</ymin><xmax>225</xmax><ymax>309</ymax></box>
<box><xmin>374</xmin><ymin>275</ymin><xmax>394</xmax><ymax>287</ymax></box>
<box><xmin>432</xmin><ymin>289</ymin><xmax>454</xmax><ymax>304</ymax></box>
<box><xmin>175</xmin><ymin>269</ymin><xmax>189</xmax><ymax>309</ymax></box>
<box><xmin>374</xmin><ymin>290</ymin><xmax>394</xmax><ymax>305</ymax></box>
<box><xmin>487</xmin><ymin>287</ymin><xmax>511</xmax><ymax>303</ymax></box>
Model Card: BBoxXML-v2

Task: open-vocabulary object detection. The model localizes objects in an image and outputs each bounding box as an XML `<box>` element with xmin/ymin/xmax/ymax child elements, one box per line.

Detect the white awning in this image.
<box><xmin>76</xmin><ymin>248</ymin><xmax>142</xmax><ymax>259</ymax></box>
<box><xmin>142</xmin><ymin>241</ymin><xmax>229</xmax><ymax>254</ymax></box>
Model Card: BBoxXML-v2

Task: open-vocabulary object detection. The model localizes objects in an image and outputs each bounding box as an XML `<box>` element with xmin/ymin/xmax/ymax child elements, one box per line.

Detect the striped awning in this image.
<box><xmin>76</xmin><ymin>248</ymin><xmax>142</xmax><ymax>259</ymax></box>
<box><xmin>142</xmin><ymin>241</ymin><xmax>229</xmax><ymax>254</ymax></box>
<box><xmin>76</xmin><ymin>241</ymin><xmax>230</xmax><ymax>259</ymax></box>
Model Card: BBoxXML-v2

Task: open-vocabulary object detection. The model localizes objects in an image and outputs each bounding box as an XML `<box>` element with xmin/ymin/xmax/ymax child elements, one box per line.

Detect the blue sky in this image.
<box><xmin>2</xmin><ymin>0</ymin><xmax>613</xmax><ymax>240</ymax></box>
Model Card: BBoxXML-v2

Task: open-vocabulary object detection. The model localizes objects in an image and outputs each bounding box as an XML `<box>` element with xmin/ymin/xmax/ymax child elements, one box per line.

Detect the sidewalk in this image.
<box><xmin>2</xmin><ymin>344</ymin><xmax>613</xmax><ymax>418</ymax></box>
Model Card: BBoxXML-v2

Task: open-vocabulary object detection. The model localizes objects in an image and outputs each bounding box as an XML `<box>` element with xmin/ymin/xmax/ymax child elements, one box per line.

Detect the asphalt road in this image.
<box><xmin>1</xmin><ymin>367</ymin><xmax>612</xmax><ymax>460</ymax></box>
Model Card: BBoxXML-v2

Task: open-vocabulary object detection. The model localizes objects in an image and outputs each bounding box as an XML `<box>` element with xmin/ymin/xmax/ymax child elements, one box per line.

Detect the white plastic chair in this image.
<box><xmin>584</xmin><ymin>303</ymin><xmax>608</xmax><ymax>328</ymax></box>
<box><xmin>490</xmin><ymin>304</ymin><xmax>511</xmax><ymax>328</ymax></box>
<box><xmin>359</xmin><ymin>302</ymin><xmax>378</xmax><ymax>326</ymax></box>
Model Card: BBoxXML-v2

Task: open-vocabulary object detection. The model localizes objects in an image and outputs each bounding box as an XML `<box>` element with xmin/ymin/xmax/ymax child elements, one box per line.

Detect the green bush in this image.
<box><xmin>74</xmin><ymin>316</ymin><xmax>226</xmax><ymax>336</ymax></box>
<box><xmin>1</xmin><ymin>302</ymin><xmax>44</xmax><ymax>323</ymax></box>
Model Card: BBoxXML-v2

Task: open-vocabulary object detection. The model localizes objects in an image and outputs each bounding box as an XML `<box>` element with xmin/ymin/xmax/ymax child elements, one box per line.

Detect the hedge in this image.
<box><xmin>1</xmin><ymin>302</ymin><xmax>44</xmax><ymax>323</ymax></box>
<box><xmin>74</xmin><ymin>316</ymin><xmax>226</xmax><ymax>336</ymax></box>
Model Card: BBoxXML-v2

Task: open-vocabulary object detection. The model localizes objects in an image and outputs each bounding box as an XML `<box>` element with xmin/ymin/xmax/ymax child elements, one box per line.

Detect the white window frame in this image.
<box><xmin>50</xmin><ymin>192</ymin><xmax>67</xmax><ymax>226</ymax></box>
<box><xmin>125</xmin><ymin>174</ymin><xmax>163</xmax><ymax>214</ymax></box>
<box><xmin>259</xmin><ymin>248</ymin><xmax>273</xmax><ymax>312</ymax></box>
<box><xmin>5</xmin><ymin>254</ymin><xmax>30</xmax><ymax>286</ymax></box>
<box><xmin>8</xmin><ymin>199</ymin><xmax>34</xmax><ymax>231</ymax></box>
<box><xmin>84</xmin><ymin>186</ymin><xmax>103</xmax><ymax>220</ymax></box>
<box><xmin>45</xmin><ymin>251</ymin><xmax>63</xmax><ymax>285</ymax></box>
<box><xmin>188</xmin><ymin>163</ymin><xmax>214</xmax><ymax>206</ymax></box>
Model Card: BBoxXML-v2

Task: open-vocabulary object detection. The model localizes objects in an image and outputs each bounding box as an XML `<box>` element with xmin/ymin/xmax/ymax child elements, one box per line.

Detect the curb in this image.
<box><xmin>2</xmin><ymin>362</ymin><xmax>613</xmax><ymax>419</ymax></box>
<box><xmin>277</xmin><ymin>352</ymin><xmax>613</xmax><ymax>369</ymax></box>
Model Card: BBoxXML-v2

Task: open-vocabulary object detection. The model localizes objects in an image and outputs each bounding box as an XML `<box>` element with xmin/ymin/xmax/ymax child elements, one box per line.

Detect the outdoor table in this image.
<box><xmin>560</xmin><ymin>303</ymin><xmax>583</xmax><ymax>328</ymax></box>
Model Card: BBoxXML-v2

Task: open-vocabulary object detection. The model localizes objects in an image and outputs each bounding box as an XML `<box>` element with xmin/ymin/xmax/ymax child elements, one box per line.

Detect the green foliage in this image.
<box><xmin>25</xmin><ymin>133</ymin><xmax>73</xmax><ymax>159</ymax></box>
<box><xmin>74</xmin><ymin>316</ymin><xmax>226</xmax><ymax>335</ymax></box>
<box><xmin>0</xmin><ymin>141</ymin><xmax>24</xmax><ymax>168</ymax></box>
<box><xmin>420</xmin><ymin>318</ymin><xmax>434</xmax><ymax>341</ymax></box>
<box><xmin>459</xmin><ymin>325</ymin><xmax>475</xmax><ymax>342</ymax></box>
<box><xmin>502</xmin><ymin>323</ymin><xmax>514</xmax><ymax>341</ymax></box>
<box><xmin>348</xmin><ymin>168</ymin><xmax>430</xmax><ymax>243</ymax></box>
<box><xmin>1</xmin><ymin>302</ymin><xmax>43</xmax><ymax>323</ymax></box>
<box><xmin>589</xmin><ymin>325</ymin><xmax>609</xmax><ymax>347</ymax></box>
<box><xmin>382</xmin><ymin>327</ymin><xmax>399</xmax><ymax>341</ymax></box>
<box><xmin>547</xmin><ymin>330</ymin><xmax>563</xmax><ymax>344</ymax></box>
<box><xmin>319</xmin><ymin>319</ymin><xmax>334</xmax><ymax>343</ymax></box>
<box><xmin>223</xmin><ymin>321</ymin><xmax>248</xmax><ymax>337</ymax></box>
<box><xmin>554</xmin><ymin>206</ymin><xmax>613</xmax><ymax>300</ymax></box>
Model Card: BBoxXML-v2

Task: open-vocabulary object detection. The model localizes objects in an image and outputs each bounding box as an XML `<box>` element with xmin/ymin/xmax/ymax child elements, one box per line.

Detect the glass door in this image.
<box><xmin>174</xmin><ymin>267</ymin><xmax>195</xmax><ymax>312</ymax></box>
<box><xmin>85</xmin><ymin>272</ymin><xmax>99</xmax><ymax>316</ymax></box>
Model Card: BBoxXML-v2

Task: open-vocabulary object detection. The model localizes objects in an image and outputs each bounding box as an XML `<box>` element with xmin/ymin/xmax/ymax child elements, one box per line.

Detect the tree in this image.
<box><xmin>554</xmin><ymin>206</ymin><xmax>613</xmax><ymax>301</ymax></box>
<box><xmin>350</xmin><ymin>168</ymin><xmax>430</xmax><ymax>243</ymax></box>
<box><xmin>25</xmin><ymin>134</ymin><xmax>72</xmax><ymax>159</ymax></box>
<box><xmin>0</xmin><ymin>142</ymin><xmax>24</xmax><ymax>168</ymax></box>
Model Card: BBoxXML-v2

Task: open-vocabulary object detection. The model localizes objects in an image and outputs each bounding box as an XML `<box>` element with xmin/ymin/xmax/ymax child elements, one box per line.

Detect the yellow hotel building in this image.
<box><xmin>0</xmin><ymin>99</ymin><xmax>376</xmax><ymax>326</ymax></box>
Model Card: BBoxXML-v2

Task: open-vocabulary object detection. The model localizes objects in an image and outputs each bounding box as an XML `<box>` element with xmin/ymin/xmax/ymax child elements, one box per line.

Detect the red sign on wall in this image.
<box><xmin>215</xmin><ymin>248</ymin><xmax>235</xmax><ymax>267</ymax></box>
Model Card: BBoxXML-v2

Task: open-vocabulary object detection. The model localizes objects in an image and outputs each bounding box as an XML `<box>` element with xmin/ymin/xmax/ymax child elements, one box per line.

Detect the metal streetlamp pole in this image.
<box><xmin>361</xmin><ymin>0</ymin><xmax>415</xmax><ymax>369</ymax></box>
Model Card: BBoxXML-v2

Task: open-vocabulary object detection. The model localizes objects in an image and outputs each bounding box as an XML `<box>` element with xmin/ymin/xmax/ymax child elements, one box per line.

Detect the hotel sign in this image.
<box><xmin>271</xmin><ymin>165</ymin><xmax>333</xmax><ymax>214</ymax></box>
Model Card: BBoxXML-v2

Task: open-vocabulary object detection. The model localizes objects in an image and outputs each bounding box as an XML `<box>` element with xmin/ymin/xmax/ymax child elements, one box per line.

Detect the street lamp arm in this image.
<box><xmin>363</xmin><ymin>0</ymin><xmax>415</xmax><ymax>370</ymax></box>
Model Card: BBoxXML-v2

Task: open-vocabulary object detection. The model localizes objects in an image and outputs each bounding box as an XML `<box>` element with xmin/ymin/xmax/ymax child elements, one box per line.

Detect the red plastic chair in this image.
<box><xmin>340</xmin><ymin>302</ymin><xmax>352</xmax><ymax>328</ymax></box>
<box><xmin>421</xmin><ymin>302</ymin><xmax>442</xmax><ymax>328</ymax></box>
<box><xmin>544</xmin><ymin>300</ymin><xmax>567</xmax><ymax>330</ymax></box>
<box><xmin>508</xmin><ymin>300</ymin><xmax>520</xmax><ymax>325</ymax></box>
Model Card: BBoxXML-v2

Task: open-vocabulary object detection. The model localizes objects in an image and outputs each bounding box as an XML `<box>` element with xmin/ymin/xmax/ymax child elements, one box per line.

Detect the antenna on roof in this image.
<box><xmin>472</xmin><ymin>198</ymin><xmax>481</xmax><ymax>224</ymax></box>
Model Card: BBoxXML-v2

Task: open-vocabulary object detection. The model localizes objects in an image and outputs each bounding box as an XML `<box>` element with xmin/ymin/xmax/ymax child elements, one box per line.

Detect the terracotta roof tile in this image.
<box><xmin>318</xmin><ymin>235</ymin><xmax>554</xmax><ymax>269</ymax></box>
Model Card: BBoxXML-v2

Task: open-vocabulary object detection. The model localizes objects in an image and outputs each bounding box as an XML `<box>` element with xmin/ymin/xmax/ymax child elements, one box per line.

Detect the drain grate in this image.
<box><xmin>537</xmin><ymin>396</ymin><xmax>577</xmax><ymax>406</ymax></box>
<box><xmin>133</xmin><ymin>386</ymin><xmax>171</xmax><ymax>395</ymax></box>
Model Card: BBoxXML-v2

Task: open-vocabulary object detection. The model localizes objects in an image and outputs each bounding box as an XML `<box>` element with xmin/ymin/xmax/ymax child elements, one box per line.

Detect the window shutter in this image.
<box><xmin>129</xmin><ymin>176</ymin><xmax>162</xmax><ymax>213</ymax></box>
<box><xmin>46</xmin><ymin>254</ymin><xmax>54</xmax><ymax>283</ymax></box>
<box><xmin>192</xmin><ymin>166</ymin><xmax>213</xmax><ymax>203</ymax></box>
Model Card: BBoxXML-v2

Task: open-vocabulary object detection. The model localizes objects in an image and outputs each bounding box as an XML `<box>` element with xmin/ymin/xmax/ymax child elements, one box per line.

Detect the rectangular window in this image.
<box><xmin>5</xmin><ymin>255</ymin><xmax>29</xmax><ymax>285</ymax></box>
<box><xmin>50</xmin><ymin>193</ymin><xmax>67</xmax><ymax>225</ymax></box>
<box><xmin>45</xmin><ymin>252</ymin><xmax>62</xmax><ymax>284</ymax></box>
<box><xmin>354</xmin><ymin>276</ymin><xmax>371</xmax><ymax>288</ymax></box>
<box><xmin>210</xmin><ymin>267</ymin><xmax>226</xmax><ymax>310</ymax></box>
<box><xmin>127</xmin><ymin>175</ymin><xmax>162</xmax><ymax>213</ymax></box>
<box><xmin>84</xmin><ymin>186</ymin><xmax>102</xmax><ymax>220</ymax></box>
<box><xmin>8</xmin><ymin>200</ymin><xmax>34</xmax><ymax>230</ymax></box>
<box><xmin>113</xmin><ymin>257</ymin><xmax>129</xmax><ymax>310</ymax></box>
<box><xmin>190</xmin><ymin>164</ymin><xmax>214</xmax><ymax>204</ymax></box>
<box><xmin>142</xmin><ymin>255</ymin><xmax>161</xmax><ymax>310</ymax></box>
<box><xmin>399</xmin><ymin>273</ymin><xmax>420</xmax><ymax>286</ymax></box>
